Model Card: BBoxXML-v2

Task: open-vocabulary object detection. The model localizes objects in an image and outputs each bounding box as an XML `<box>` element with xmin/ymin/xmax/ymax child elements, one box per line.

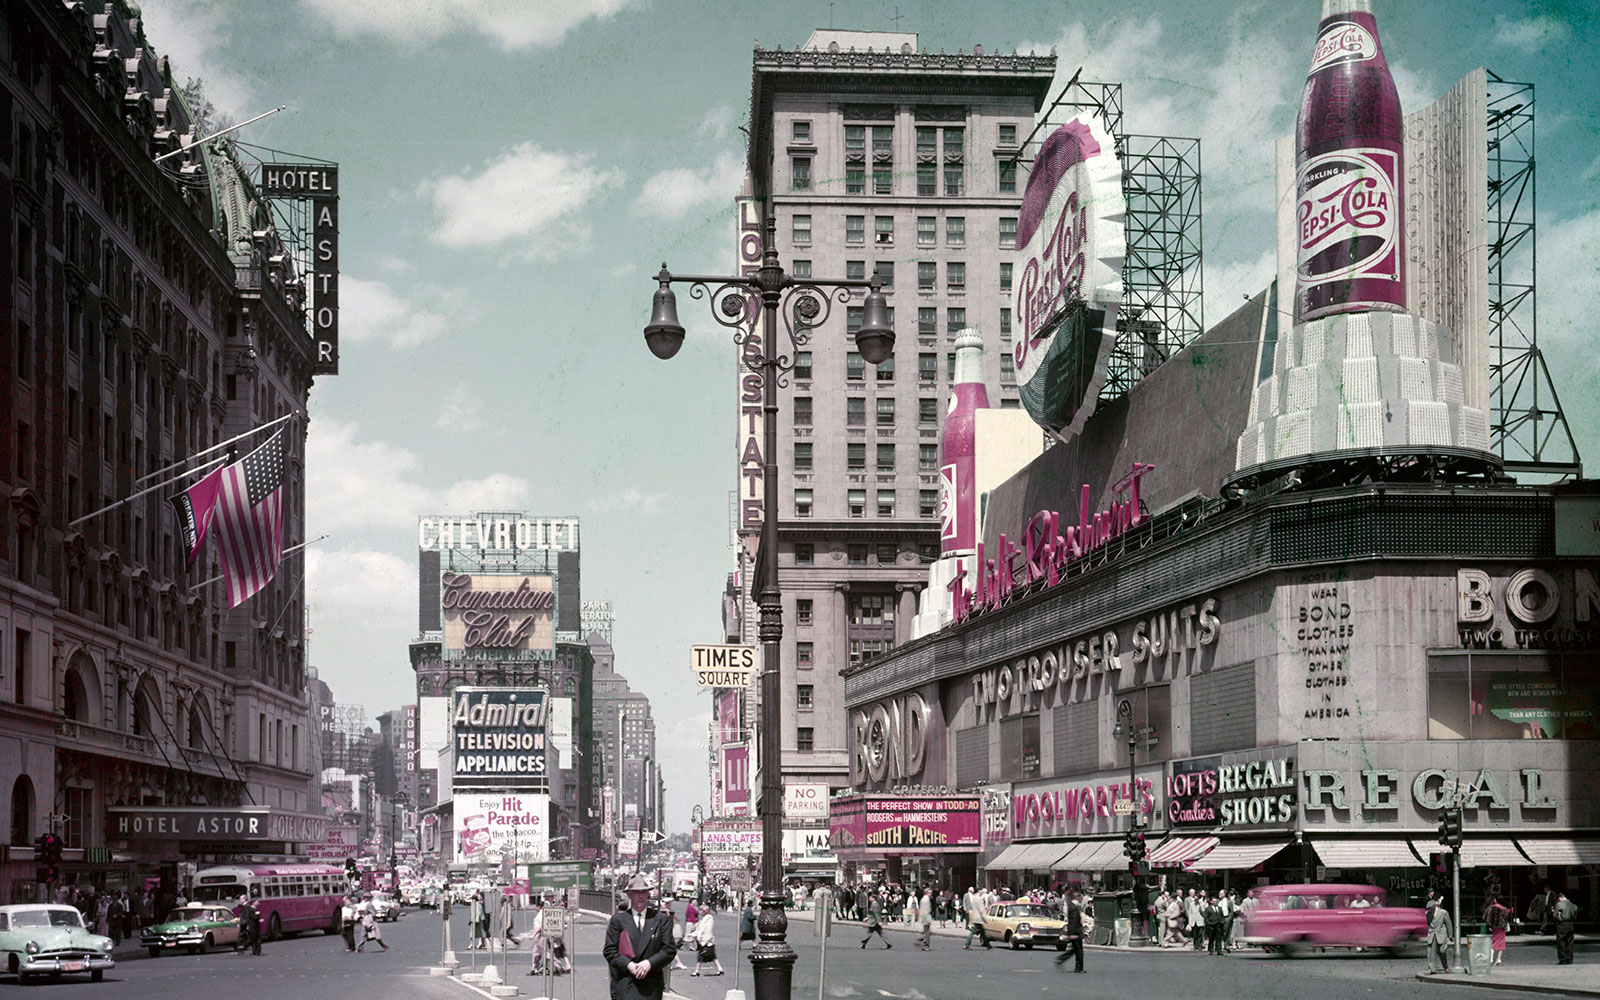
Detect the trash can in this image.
<box><xmin>1113</xmin><ymin>917</ymin><xmax>1131</xmax><ymax>947</ymax></box>
<box><xmin>1091</xmin><ymin>892</ymin><xmax>1133</xmax><ymax>947</ymax></box>
<box><xmin>1466</xmin><ymin>934</ymin><xmax>1492</xmax><ymax>975</ymax></box>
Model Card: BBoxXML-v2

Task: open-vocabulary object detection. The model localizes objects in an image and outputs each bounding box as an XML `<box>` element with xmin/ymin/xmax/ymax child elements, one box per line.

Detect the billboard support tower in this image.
<box><xmin>1012</xmin><ymin>78</ymin><xmax>1205</xmax><ymax>401</ymax></box>
<box><xmin>1485</xmin><ymin>72</ymin><xmax>1581</xmax><ymax>477</ymax></box>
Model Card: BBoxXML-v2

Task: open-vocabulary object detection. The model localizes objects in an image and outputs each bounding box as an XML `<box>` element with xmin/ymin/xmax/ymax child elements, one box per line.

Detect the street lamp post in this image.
<box><xmin>643</xmin><ymin>216</ymin><xmax>892</xmax><ymax>1000</ymax></box>
<box><xmin>1116</xmin><ymin>698</ymin><xmax>1149</xmax><ymax>945</ymax></box>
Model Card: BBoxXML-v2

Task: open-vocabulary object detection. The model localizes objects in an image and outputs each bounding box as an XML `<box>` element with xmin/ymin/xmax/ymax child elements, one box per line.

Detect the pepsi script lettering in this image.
<box><xmin>451</xmin><ymin>689</ymin><xmax>548</xmax><ymax>786</ymax></box>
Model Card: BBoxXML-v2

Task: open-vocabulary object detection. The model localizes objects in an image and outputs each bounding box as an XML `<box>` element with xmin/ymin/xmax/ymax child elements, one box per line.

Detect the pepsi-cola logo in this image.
<box><xmin>1296</xmin><ymin>150</ymin><xmax>1398</xmax><ymax>278</ymax></box>
<box><xmin>1309</xmin><ymin>20</ymin><xmax>1376</xmax><ymax>73</ymax></box>
<box><xmin>938</xmin><ymin>465</ymin><xmax>957</xmax><ymax>541</ymax></box>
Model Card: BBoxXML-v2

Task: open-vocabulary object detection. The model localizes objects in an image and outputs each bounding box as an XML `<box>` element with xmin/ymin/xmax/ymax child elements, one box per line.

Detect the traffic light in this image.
<box><xmin>1437</xmin><ymin>807</ymin><xmax>1462</xmax><ymax>850</ymax></box>
<box><xmin>1123</xmin><ymin>831</ymin><xmax>1136</xmax><ymax>860</ymax></box>
<box><xmin>1130</xmin><ymin>830</ymin><xmax>1146</xmax><ymax>864</ymax></box>
<box><xmin>345</xmin><ymin>857</ymin><xmax>359</xmax><ymax>882</ymax></box>
<box><xmin>35</xmin><ymin>833</ymin><xmax>62</xmax><ymax>884</ymax></box>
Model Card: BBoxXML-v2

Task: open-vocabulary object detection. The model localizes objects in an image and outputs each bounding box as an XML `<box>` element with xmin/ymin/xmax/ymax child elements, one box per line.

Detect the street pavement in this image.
<box><xmin>14</xmin><ymin>906</ymin><xmax>1592</xmax><ymax>999</ymax></box>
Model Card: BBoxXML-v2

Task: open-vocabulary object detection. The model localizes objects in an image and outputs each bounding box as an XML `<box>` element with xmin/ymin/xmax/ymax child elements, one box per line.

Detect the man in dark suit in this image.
<box><xmin>604</xmin><ymin>874</ymin><xmax>678</xmax><ymax>1000</ymax></box>
<box><xmin>1054</xmin><ymin>892</ymin><xmax>1085</xmax><ymax>972</ymax></box>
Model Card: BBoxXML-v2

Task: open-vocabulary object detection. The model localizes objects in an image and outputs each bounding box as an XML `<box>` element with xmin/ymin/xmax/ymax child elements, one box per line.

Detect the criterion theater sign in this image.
<box><xmin>451</xmin><ymin>688</ymin><xmax>548</xmax><ymax>788</ymax></box>
<box><xmin>829</xmin><ymin>794</ymin><xmax>980</xmax><ymax>852</ymax></box>
<box><xmin>108</xmin><ymin>807</ymin><xmax>327</xmax><ymax>844</ymax></box>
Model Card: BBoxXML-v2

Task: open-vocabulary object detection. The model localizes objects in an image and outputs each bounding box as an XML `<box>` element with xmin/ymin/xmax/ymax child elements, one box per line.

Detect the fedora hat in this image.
<box><xmin>622</xmin><ymin>874</ymin><xmax>653</xmax><ymax>893</ymax></box>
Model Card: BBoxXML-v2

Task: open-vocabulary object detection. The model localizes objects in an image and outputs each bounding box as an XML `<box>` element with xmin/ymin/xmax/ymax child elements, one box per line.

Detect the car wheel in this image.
<box><xmin>1025</xmin><ymin>943</ymin><xmax>1035</xmax><ymax>950</ymax></box>
<box><xmin>267</xmin><ymin>913</ymin><xmax>283</xmax><ymax>941</ymax></box>
<box><xmin>1007</xmin><ymin>933</ymin><xmax>1019</xmax><ymax>950</ymax></box>
<box><xmin>16</xmin><ymin>972</ymin><xmax>29</xmax><ymax>985</ymax></box>
<box><xmin>148</xmin><ymin>946</ymin><xmax>161</xmax><ymax>959</ymax></box>
<box><xmin>91</xmin><ymin>970</ymin><xmax>104</xmax><ymax>982</ymax></box>
<box><xmin>1281</xmin><ymin>938</ymin><xmax>1307</xmax><ymax>958</ymax></box>
<box><xmin>188</xmin><ymin>944</ymin><xmax>201</xmax><ymax>955</ymax></box>
<box><xmin>204</xmin><ymin>934</ymin><xmax>215</xmax><ymax>953</ymax></box>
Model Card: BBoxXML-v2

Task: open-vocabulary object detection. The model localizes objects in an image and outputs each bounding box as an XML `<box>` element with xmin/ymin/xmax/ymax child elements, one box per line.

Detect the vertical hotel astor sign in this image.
<box><xmin>259</xmin><ymin>164</ymin><xmax>339</xmax><ymax>376</ymax></box>
<box><xmin>452</xmin><ymin>688</ymin><xmax>548</xmax><ymax>789</ymax></box>
<box><xmin>1011</xmin><ymin>118</ymin><xmax>1124</xmax><ymax>443</ymax></box>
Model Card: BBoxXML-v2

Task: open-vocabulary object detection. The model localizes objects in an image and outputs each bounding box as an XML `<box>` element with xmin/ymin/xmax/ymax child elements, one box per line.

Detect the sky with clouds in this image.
<box><xmin>134</xmin><ymin>0</ymin><xmax>1600</xmax><ymax>833</ymax></box>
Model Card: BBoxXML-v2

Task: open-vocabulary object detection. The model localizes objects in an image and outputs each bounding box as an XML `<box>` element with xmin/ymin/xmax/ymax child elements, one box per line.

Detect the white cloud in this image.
<box><xmin>633</xmin><ymin>153</ymin><xmax>745</xmax><ymax>220</ymax></box>
<box><xmin>1538</xmin><ymin>209</ymin><xmax>1600</xmax><ymax>383</ymax></box>
<box><xmin>340</xmin><ymin>275</ymin><xmax>451</xmax><ymax>347</ymax></box>
<box><xmin>584</xmin><ymin>486</ymin><xmax>665</xmax><ymax>516</ymax></box>
<box><xmin>304</xmin><ymin>546</ymin><xmax>417</xmax><ymax>709</ymax></box>
<box><xmin>1201</xmin><ymin>248</ymin><xmax>1276</xmax><ymax>332</ymax></box>
<box><xmin>419</xmin><ymin>143</ymin><xmax>624</xmax><ymax>258</ymax></box>
<box><xmin>304</xmin><ymin>419</ymin><xmax>532</xmax><ymax>536</ymax></box>
<box><xmin>136</xmin><ymin>0</ymin><xmax>253</xmax><ymax>120</ymax></box>
<box><xmin>1491</xmin><ymin>14</ymin><xmax>1572</xmax><ymax>52</ymax></box>
<box><xmin>697</xmin><ymin>106</ymin><xmax>739</xmax><ymax>142</ymax></box>
<box><xmin>298</xmin><ymin>0</ymin><xmax>639</xmax><ymax>51</ymax></box>
<box><xmin>436</xmin><ymin>384</ymin><xmax>484</xmax><ymax>432</ymax></box>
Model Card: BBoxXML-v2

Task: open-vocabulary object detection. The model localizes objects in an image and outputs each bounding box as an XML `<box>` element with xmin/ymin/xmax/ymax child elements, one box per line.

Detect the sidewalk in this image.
<box><xmin>1418</xmin><ymin>964</ymin><xmax>1600</xmax><ymax>996</ymax></box>
<box><xmin>821</xmin><ymin>912</ymin><xmax>1191</xmax><ymax>953</ymax></box>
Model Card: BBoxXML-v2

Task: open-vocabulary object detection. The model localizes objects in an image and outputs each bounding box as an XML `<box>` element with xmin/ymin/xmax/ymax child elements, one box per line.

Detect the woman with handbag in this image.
<box><xmin>689</xmin><ymin>910</ymin><xmax>725</xmax><ymax>976</ymax></box>
<box><xmin>1483</xmin><ymin>894</ymin><xmax>1511</xmax><ymax>966</ymax></box>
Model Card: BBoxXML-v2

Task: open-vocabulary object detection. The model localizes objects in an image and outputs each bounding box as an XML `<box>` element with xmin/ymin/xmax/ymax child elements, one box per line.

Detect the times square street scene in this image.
<box><xmin>2</xmin><ymin>1</ymin><xmax>1599</xmax><ymax>999</ymax></box>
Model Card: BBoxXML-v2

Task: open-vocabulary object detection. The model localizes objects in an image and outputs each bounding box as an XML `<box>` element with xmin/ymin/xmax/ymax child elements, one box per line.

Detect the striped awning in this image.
<box><xmin>986</xmin><ymin>841</ymin><xmax>1073</xmax><ymax>871</ymax></box>
<box><xmin>1146</xmin><ymin>836</ymin><xmax>1219</xmax><ymax>868</ymax></box>
<box><xmin>1456</xmin><ymin>840</ymin><xmax>1532</xmax><ymax>868</ymax></box>
<box><xmin>1515</xmin><ymin>840</ymin><xmax>1600</xmax><ymax>867</ymax></box>
<box><xmin>1311</xmin><ymin>839</ymin><xmax>1423</xmax><ymax>869</ymax></box>
<box><xmin>1184</xmin><ymin>841</ymin><xmax>1289</xmax><ymax>872</ymax></box>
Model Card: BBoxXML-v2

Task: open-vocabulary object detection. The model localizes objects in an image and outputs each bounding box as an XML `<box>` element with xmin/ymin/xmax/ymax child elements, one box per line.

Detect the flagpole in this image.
<box><xmin>187</xmin><ymin>533</ymin><xmax>330</xmax><ymax>590</ymax></box>
<box><xmin>68</xmin><ymin>455</ymin><xmax>229</xmax><ymax>528</ymax></box>
<box><xmin>133</xmin><ymin>411</ymin><xmax>299</xmax><ymax>487</ymax></box>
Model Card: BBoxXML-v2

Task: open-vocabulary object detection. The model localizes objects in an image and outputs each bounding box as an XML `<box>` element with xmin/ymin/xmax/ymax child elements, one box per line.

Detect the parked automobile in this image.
<box><xmin>141</xmin><ymin>903</ymin><xmax>242</xmax><ymax>956</ymax></box>
<box><xmin>980</xmin><ymin>901</ymin><xmax>1070</xmax><ymax>950</ymax></box>
<box><xmin>1238</xmin><ymin>884</ymin><xmax>1427</xmax><ymax>956</ymax></box>
<box><xmin>368</xmin><ymin>891</ymin><xmax>401</xmax><ymax>922</ymax></box>
<box><xmin>0</xmin><ymin>904</ymin><xmax>115</xmax><ymax>982</ymax></box>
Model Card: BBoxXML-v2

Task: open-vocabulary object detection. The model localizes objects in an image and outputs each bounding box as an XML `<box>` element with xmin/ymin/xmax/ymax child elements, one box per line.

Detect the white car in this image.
<box><xmin>368</xmin><ymin>892</ymin><xmax>401</xmax><ymax>922</ymax></box>
<box><xmin>0</xmin><ymin>904</ymin><xmax>115</xmax><ymax>983</ymax></box>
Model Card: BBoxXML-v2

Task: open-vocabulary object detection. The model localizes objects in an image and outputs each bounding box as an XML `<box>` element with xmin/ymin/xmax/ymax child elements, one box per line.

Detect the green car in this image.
<box><xmin>0</xmin><ymin>904</ymin><xmax>115</xmax><ymax>982</ymax></box>
<box><xmin>140</xmin><ymin>903</ymin><xmax>241</xmax><ymax>956</ymax></box>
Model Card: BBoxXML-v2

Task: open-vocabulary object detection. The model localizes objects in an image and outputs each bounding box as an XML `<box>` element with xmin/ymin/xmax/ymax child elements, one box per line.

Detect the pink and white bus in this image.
<box><xmin>191</xmin><ymin>863</ymin><xmax>346</xmax><ymax>940</ymax></box>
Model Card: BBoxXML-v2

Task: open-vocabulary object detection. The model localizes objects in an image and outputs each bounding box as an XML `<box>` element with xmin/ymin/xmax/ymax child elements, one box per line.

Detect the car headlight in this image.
<box><xmin>24</xmin><ymin>941</ymin><xmax>39</xmax><ymax>955</ymax></box>
<box><xmin>102</xmin><ymin>940</ymin><xmax>115</xmax><ymax>952</ymax></box>
<box><xmin>1016</xmin><ymin>922</ymin><xmax>1031</xmax><ymax>933</ymax></box>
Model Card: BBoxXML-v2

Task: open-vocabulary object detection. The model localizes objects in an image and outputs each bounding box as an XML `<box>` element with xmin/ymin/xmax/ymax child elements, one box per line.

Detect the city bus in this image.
<box><xmin>190</xmin><ymin>863</ymin><xmax>346</xmax><ymax>940</ymax></box>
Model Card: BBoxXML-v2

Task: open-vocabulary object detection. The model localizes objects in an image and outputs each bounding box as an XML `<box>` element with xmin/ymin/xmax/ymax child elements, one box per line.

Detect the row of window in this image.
<box><xmin>790</xmin><ymin>119</ymin><xmax>1019</xmax><ymax>147</ymax></box>
<box><xmin>794</xmin><ymin>487</ymin><xmax>937</xmax><ymax>519</ymax></box>
<box><xmin>792</xmin><ymin>542</ymin><xmax>939</xmax><ymax>565</ymax></box>
<box><xmin>792</xmin><ymin>215</ymin><xmax>1016</xmax><ymax>249</ymax></box>
<box><xmin>790</xmin><ymin>122</ymin><xmax>1019</xmax><ymax>197</ymax></box>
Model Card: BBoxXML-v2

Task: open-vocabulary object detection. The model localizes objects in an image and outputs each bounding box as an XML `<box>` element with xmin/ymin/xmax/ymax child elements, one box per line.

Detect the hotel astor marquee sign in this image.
<box><xmin>108</xmin><ymin>807</ymin><xmax>328</xmax><ymax>844</ymax></box>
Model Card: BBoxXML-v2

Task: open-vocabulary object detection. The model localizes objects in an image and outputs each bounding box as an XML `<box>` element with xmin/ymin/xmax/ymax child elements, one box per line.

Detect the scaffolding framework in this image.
<box><xmin>1015</xmin><ymin>78</ymin><xmax>1205</xmax><ymax>401</ymax></box>
<box><xmin>1485</xmin><ymin>73</ymin><xmax>1580</xmax><ymax>476</ymax></box>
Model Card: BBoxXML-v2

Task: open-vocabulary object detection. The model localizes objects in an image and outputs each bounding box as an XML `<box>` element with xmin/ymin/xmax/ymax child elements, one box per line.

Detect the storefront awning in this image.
<box><xmin>1456</xmin><ymin>840</ymin><xmax>1532</xmax><ymax>868</ymax></box>
<box><xmin>1079</xmin><ymin>840</ymin><xmax>1136</xmax><ymax>871</ymax></box>
<box><xmin>1052</xmin><ymin>840</ymin><xmax>1104</xmax><ymax>870</ymax></box>
<box><xmin>1184</xmin><ymin>840</ymin><xmax>1290</xmax><ymax>872</ymax></box>
<box><xmin>1515</xmin><ymin>840</ymin><xmax>1600</xmax><ymax>867</ymax></box>
<box><xmin>1310</xmin><ymin>839</ymin><xmax>1423</xmax><ymax>869</ymax></box>
<box><xmin>1147</xmin><ymin>836</ymin><xmax>1219</xmax><ymax>868</ymax></box>
<box><xmin>987</xmin><ymin>841</ymin><xmax>1071</xmax><ymax>871</ymax></box>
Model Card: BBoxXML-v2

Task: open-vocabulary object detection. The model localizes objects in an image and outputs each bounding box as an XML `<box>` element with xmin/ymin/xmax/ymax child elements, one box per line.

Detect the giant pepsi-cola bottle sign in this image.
<box><xmin>1296</xmin><ymin>0</ymin><xmax>1406</xmax><ymax>320</ymax></box>
<box><xmin>938</xmin><ymin>332</ymin><xmax>989</xmax><ymax>555</ymax></box>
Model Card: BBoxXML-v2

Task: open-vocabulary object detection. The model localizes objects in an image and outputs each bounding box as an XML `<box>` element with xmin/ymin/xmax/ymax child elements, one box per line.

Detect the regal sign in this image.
<box><xmin>1169</xmin><ymin>752</ymin><xmax>1297</xmax><ymax>829</ymax></box>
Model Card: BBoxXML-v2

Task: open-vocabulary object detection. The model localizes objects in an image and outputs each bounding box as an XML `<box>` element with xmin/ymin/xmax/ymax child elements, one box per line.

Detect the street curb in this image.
<box><xmin>824</xmin><ymin>916</ymin><xmax>1204</xmax><ymax>955</ymax></box>
<box><xmin>1415</xmin><ymin>972</ymin><xmax>1600</xmax><ymax>997</ymax></box>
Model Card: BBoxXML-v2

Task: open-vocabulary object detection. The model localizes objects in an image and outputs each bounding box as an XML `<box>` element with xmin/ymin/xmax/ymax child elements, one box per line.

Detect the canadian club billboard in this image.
<box><xmin>451</xmin><ymin>688</ymin><xmax>548</xmax><ymax>790</ymax></box>
<box><xmin>1012</xmin><ymin>115</ymin><xmax>1125</xmax><ymax>442</ymax></box>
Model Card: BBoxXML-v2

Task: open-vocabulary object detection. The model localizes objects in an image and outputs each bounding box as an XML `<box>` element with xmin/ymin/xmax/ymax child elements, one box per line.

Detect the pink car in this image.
<box><xmin>1239</xmin><ymin>884</ymin><xmax>1427</xmax><ymax>956</ymax></box>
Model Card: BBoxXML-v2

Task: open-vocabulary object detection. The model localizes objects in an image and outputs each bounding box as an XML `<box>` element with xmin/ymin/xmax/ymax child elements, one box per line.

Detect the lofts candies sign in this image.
<box><xmin>692</xmin><ymin>645</ymin><xmax>757</xmax><ymax>688</ymax></box>
<box><xmin>452</xmin><ymin>688</ymin><xmax>548</xmax><ymax>788</ymax></box>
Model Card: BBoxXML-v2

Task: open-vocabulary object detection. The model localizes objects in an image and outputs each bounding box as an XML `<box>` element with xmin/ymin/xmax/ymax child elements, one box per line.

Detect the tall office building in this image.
<box><xmin>733</xmin><ymin>31</ymin><xmax>1056</xmax><ymax>791</ymax></box>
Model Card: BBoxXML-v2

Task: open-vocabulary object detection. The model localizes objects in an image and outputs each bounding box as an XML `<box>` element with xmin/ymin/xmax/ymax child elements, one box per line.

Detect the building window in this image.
<box><xmin>796</xmin><ymin>599</ymin><xmax>813</xmax><ymax>626</ymax></box>
<box><xmin>797</xmin><ymin>642</ymin><xmax>813</xmax><ymax>666</ymax></box>
<box><xmin>875</xmin><ymin>216</ymin><xmax>894</xmax><ymax>245</ymax></box>
<box><xmin>848</xmin><ymin>543</ymin><xmax>868</xmax><ymax>564</ymax></box>
<box><xmin>999</xmin><ymin>123</ymin><xmax>1017</xmax><ymax>145</ymax></box>
<box><xmin>848</xmin><ymin>442</ymin><xmax>866</xmax><ymax>469</ymax></box>
<box><xmin>999</xmin><ymin>159</ymin><xmax>1017</xmax><ymax>194</ymax></box>
<box><xmin>877</xmin><ymin>397</ymin><xmax>895</xmax><ymax>426</ymax></box>
<box><xmin>917</xmin><ymin>261</ymin><xmax>936</xmax><ymax>290</ymax></box>
<box><xmin>876</xmin><ymin>355</ymin><xmax>894</xmax><ymax>381</ymax></box>
<box><xmin>848</xmin><ymin>490</ymin><xmax>866</xmax><ymax>517</ymax></box>
<box><xmin>943</xmin><ymin>128</ymin><xmax>965</xmax><ymax>195</ymax></box>
<box><xmin>921</xmin><ymin>402</ymin><xmax>939</xmax><ymax>431</ymax></box>
<box><xmin>846</xmin><ymin>164</ymin><xmax>865</xmax><ymax>194</ymax></box>
<box><xmin>947</xmin><ymin>353</ymin><xmax>956</xmax><ymax>380</ymax></box>
<box><xmin>948</xmin><ymin>262</ymin><xmax>965</xmax><ymax>291</ymax></box>
<box><xmin>1001</xmin><ymin>262</ymin><xmax>1013</xmax><ymax>290</ymax></box>
<box><xmin>947</xmin><ymin>307</ymin><xmax>966</xmax><ymax>333</ymax></box>
<box><xmin>1001</xmin><ymin>351</ymin><xmax>1016</xmax><ymax>385</ymax></box>
<box><xmin>874</xmin><ymin>261</ymin><xmax>894</xmax><ymax>291</ymax></box>
<box><xmin>919</xmin><ymin>441</ymin><xmax>940</xmax><ymax>471</ymax></box>
<box><xmin>946</xmin><ymin>217</ymin><xmax>965</xmax><ymax>246</ymax></box>
<box><xmin>1000</xmin><ymin>308</ymin><xmax>1012</xmax><ymax>336</ymax></box>
<box><xmin>846</xmin><ymin>125</ymin><xmax>865</xmax><ymax>154</ymax></box>
<box><xmin>851</xmin><ymin>594</ymin><xmax>895</xmax><ymax>624</ymax></box>
<box><xmin>793</xmin><ymin>120</ymin><xmax>812</xmax><ymax>142</ymax></box>
<box><xmin>846</xmin><ymin>216</ymin><xmax>865</xmax><ymax>244</ymax></box>
<box><xmin>847</xmin><ymin>397</ymin><xmax>866</xmax><ymax>426</ymax></box>
<box><xmin>794</xmin><ymin>442</ymin><xmax>813</xmax><ymax>471</ymax></box>
<box><xmin>847</xmin><ymin>306</ymin><xmax>863</xmax><ymax>334</ymax></box>
<box><xmin>872</xmin><ymin>124</ymin><xmax>893</xmax><ymax>154</ymax></box>
<box><xmin>920</xmin><ymin>489</ymin><xmax>938</xmax><ymax>516</ymax></box>
<box><xmin>795</xmin><ymin>351</ymin><xmax>812</xmax><ymax>379</ymax></box>
<box><xmin>797</xmin><ymin>684</ymin><xmax>814</xmax><ymax>710</ymax></box>
<box><xmin>846</xmin><ymin>259</ymin><xmax>866</xmax><ymax>281</ymax></box>
<box><xmin>1000</xmin><ymin>216</ymin><xmax>1017</xmax><ymax>248</ymax></box>
<box><xmin>792</xmin><ymin>157</ymin><xmax>811</xmax><ymax>190</ymax></box>
<box><xmin>918</xmin><ymin>354</ymin><xmax>937</xmax><ymax>384</ymax></box>
<box><xmin>877</xmin><ymin>490</ymin><xmax>895</xmax><ymax>517</ymax></box>
<box><xmin>918</xmin><ymin>308</ymin><xmax>936</xmax><ymax>336</ymax></box>
<box><xmin>792</xmin><ymin>215</ymin><xmax>811</xmax><ymax>243</ymax></box>
<box><xmin>797</xmin><ymin>728</ymin><xmax>814</xmax><ymax>752</ymax></box>
<box><xmin>917</xmin><ymin>126</ymin><xmax>937</xmax><ymax>156</ymax></box>
<box><xmin>794</xmin><ymin>488</ymin><xmax>812</xmax><ymax>518</ymax></box>
<box><xmin>877</xmin><ymin>443</ymin><xmax>895</xmax><ymax>470</ymax></box>
<box><xmin>846</xmin><ymin>352</ymin><xmax>865</xmax><ymax>381</ymax></box>
<box><xmin>9</xmin><ymin>777</ymin><xmax>32</xmax><ymax>846</ymax></box>
<box><xmin>875</xmin><ymin>544</ymin><xmax>897</xmax><ymax>564</ymax></box>
<box><xmin>795</xmin><ymin>396</ymin><xmax>812</xmax><ymax>425</ymax></box>
<box><xmin>795</xmin><ymin>543</ymin><xmax>814</xmax><ymax>564</ymax></box>
<box><xmin>917</xmin><ymin>162</ymin><xmax>936</xmax><ymax>196</ymax></box>
<box><xmin>874</xmin><ymin>165</ymin><xmax>892</xmax><ymax>195</ymax></box>
<box><xmin>917</xmin><ymin>216</ymin><xmax>936</xmax><ymax>245</ymax></box>
<box><xmin>63</xmin><ymin>786</ymin><xmax>91</xmax><ymax>850</ymax></box>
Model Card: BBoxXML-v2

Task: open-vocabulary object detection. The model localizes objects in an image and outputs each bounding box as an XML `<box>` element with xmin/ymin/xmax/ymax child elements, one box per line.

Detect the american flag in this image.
<box><xmin>214</xmin><ymin>431</ymin><xmax>287</xmax><ymax>607</ymax></box>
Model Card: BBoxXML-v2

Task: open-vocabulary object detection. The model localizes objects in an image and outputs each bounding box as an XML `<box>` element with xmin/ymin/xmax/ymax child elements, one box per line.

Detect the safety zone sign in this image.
<box><xmin>692</xmin><ymin>645</ymin><xmax>757</xmax><ymax>688</ymax></box>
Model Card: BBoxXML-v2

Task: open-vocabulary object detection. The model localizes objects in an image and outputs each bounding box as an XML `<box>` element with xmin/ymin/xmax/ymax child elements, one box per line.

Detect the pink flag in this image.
<box><xmin>170</xmin><ymin>467</ymin><xmax>225</xmax><ymax>565</ymax></box>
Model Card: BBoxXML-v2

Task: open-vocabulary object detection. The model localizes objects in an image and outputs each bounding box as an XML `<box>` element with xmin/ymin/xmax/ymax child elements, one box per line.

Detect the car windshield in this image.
<box><xmin>195</xmin><ymin>884</ymin><xmax>246</xmax><ymax>902</ymax></box>
<box><xmin>10</xmin><ymin>909</ymin><xmax>84</xmax><ymax>929</ymax></box>
<box><xmin>1010</xmin><ymin>905</ymin><xmax>1052</xmax><ymax>918</ymax></box>
<box><xmin>165</xmin><ymin>909</ymin><xmax>201</xmax><ymax>923</ymax></box>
